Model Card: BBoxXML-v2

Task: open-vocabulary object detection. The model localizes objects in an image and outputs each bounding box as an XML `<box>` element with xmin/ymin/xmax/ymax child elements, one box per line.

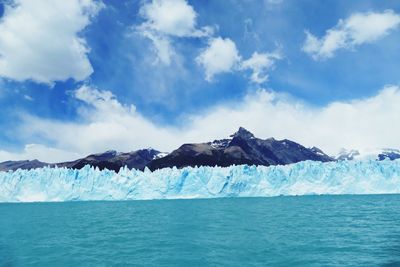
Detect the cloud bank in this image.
<box><xmin>2</xmin><ymin>84</ymin><xmax>400</xmax><ymax>162</ymax></box>
<box><xmin>302</xmin><ymin>10</ymin><xmax>400</xmax><ymax>60</ymax></box>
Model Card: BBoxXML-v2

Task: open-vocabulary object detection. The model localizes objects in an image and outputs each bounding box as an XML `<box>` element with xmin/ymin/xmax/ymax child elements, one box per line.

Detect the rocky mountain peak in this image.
<box><xmin>230</xmin><ymin>127</ymin><xmax>255</xmax><ymax>139</ymax></box>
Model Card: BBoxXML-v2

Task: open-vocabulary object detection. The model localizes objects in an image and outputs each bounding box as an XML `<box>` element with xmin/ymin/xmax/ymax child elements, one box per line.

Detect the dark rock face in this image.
<box><xmin>147</xmin><ymin>127</ymin><xmax>333</xmax><ymax>171</ymax></box>
<box><xmin>378</xmin><ymin>149</ymin><xmax>400</xmax><ymax>161</ymax></box>
<box><xmin>110</xmin><ymin>149</ymin><xmax>163</xmax><ymax>170</ymax></box>
<box><xmin>58</xmin><ymin>149</ymin><xmax>162</xmax><ymax>172</ymax></box>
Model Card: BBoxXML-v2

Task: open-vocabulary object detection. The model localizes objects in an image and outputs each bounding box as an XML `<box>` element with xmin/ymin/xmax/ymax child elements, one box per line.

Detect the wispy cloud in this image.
<box><xmin>240</xmin><ymin>51</ymin><xmax>282</xmax><ymax>84</ymax></box>
<box><xmin>137</xmin><ymin>0</ymin><xmax>213</xmax><ymax>65</ymax></box>
<box><xmin>302</xmin><ymin>10</ymin><xmax>400</xmax><ymax>60</ymax></box>
<box><xmin>23</xmin><ymin>95</ymin><xmax>33</xmax><ymax>101</ymax></box>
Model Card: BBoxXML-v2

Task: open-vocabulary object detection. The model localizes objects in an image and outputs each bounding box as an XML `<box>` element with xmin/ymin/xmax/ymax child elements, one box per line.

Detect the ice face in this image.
<box><xmin>0</xmin><ymin>159</ymin><xmax>400</xmax><ymax>202</ymax></box>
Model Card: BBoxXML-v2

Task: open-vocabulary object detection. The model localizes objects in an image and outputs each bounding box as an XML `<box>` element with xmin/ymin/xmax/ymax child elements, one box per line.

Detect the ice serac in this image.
<box><xmin>1</xmin><ymin>160</ymin><xmax>400</xmax><ymax>202</ymax></box>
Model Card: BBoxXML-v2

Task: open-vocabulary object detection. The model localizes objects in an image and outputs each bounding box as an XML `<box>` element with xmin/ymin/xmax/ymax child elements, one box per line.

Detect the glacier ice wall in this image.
<box><xmin>1</xmin><ymin>160</ymin><xmax>400</xmax><ymax>202</ymax></box>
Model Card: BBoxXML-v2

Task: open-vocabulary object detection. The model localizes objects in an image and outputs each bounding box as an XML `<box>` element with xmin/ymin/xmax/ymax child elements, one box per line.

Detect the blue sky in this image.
<box><xmin>0</xmin><ymin>0</ymin><xmax>399</xmax><ymax>162</ymax></box>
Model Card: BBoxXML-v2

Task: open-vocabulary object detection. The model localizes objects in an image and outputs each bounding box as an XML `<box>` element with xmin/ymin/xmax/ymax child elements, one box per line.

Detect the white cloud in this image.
<box><xmin>16</xmin><ymin>85</ymin><xmax>179</xmax><ymax>160</ymax></box>
<box><xmin>139</xmin><ymin>30</ymin><xmax>174</xmax><ymax>65</ymax></box>
<box><xmin>5</xmin><ymin>84</ymin><xmax>400</xmax><ymax>162</ymax></box>
<box><xmin>137</xmin><ymin>0</ymin><xmax>281</xmax><ymax>82</ymax></box>
<box><xmin>196</xmin><ymin>37</ymin><xmax>241</xmax><ymax>81</ymax></box>
<box><xmin>0</xmin><ymin>0</ymin><xmax>103</xmax><ymax>84</ymax></box>
<box><xmin>139</xmin><ymin>0</ymin><xmax>210</xmax><ymax>37</ymax></box>
<box><xmin>137</xmin><ymin>0</ymin><xmax>213</xmax><ymax>64</ymax></box>
<box><xmin>0</xmin><ymin>144</ymin><xmax>81</xmax><ymax>163</ymax></box>
<box><xmin>23</xmin><ymin>95</ymin><xmax>33</xmax><ymax>101</ymax></box>
<box><xmin>75</xmin><ymin>85</ymin><xmax>130</xmax><ymax>114</ymax></box>
<box><xmin>302</xmin><ymin>10</ymin><xmax>400</xmax><ymax>60</ymax></box>
<box><xmin>240</xmin><ymin>51</ymin><xmax>282</xmax><ymax>84</ymax></box>
<box><xmin>197</xmin><ymin>38</ymin><xmax>282</xmax><ymax>83</ymax></box>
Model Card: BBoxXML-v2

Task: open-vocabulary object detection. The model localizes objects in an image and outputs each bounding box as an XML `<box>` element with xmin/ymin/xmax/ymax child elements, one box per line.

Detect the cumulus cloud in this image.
<box><xmin>196</xmin><ymin>37</ymin><xmax>241</xmax><ymax>81</ymax></box>
<box><xmin>137</xmin><ymin>0</ymin><xmax>281</xmax><ymax>82</ymax></box>
<box><xmin>4</xmin><ymin>84</ymin><xmax>400</xmax><ymax>162</ymax></box>
<box><xmin>302</xmin><ymin>10</ymin><xmax>400</xmax><ymax>60</ymax></box>
<box><xmin>139</xmin><ymin>0</ymin><xmax>210</xmax><ymax>37</ymax></box>
<box><xmin>0</xmin><ymin>0</ymin><xmax>103</xmax><ymax>84</ymax></box>
<box><xmin>137</xmin><ymin>0</ymin><xmax>213</xmax><ymax>64</ymax></box>
<box><xmin>197</xmin><ymin>38</ymin><xmax>282</xmax><ymax>83</ymax></box>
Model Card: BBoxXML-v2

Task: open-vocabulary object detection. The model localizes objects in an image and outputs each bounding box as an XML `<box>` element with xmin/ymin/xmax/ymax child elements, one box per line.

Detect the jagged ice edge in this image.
<box><xmin>0</xmin><ymin>159</ymin><xmax>400</xmax><ymax>202</ymax></box>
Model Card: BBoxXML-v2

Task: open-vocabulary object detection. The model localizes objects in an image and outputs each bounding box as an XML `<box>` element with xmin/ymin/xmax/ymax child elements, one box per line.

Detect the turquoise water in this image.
<box><xmin>1</xmin><ymin>195</ymin><xmax>400</xmax><ymax>266</ymax></box>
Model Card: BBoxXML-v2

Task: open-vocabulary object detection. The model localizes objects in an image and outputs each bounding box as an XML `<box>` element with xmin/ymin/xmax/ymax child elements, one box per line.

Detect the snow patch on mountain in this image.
<box><xmin>336</xmin><ymin>148</ymin><xmax>400</xmax><ymax>161</ymax></box>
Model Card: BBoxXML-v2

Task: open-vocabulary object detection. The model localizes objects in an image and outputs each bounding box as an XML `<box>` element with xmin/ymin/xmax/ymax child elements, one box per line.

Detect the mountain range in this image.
<box><xmin>1</xmin><ymin>127</ymin><xmax>398</xmax><ymax>172</ymax></box>
<box><xmin>147</xmin><ymin>127</ymin><xmax>332</xmax><ymax>170</ymax></box>
<box><xmin>0</xmin><ymin>149</ymin><xmax>163</xmax><ymax>172</ymax></box>
<box><xmin>336</xmin><ymin>148</ymin><xmax>400</xmax><ymax>161</ymax></box>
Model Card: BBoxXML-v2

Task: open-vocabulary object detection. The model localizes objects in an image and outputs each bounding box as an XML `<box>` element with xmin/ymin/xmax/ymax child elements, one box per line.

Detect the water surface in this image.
<box><xmin>1</xmin><ymin>195</ymin><xmax>400</xmax><ymax>266</ymax></box>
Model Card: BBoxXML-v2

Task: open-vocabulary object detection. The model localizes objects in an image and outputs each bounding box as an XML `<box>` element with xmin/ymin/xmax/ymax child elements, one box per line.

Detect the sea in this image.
<box><xmin>1</xmin><ymin>194</ymin><xmax>400</xmax><ymax>266</ymax></box>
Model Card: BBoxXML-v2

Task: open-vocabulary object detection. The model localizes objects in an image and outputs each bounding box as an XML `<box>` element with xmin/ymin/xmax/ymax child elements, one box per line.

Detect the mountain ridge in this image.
<box><xmin>2</xmin><ymin>128</ymin><xmax>399</xmax><ymax>172</ymax></box>
<box><xmin>147</xmin><ymin>127</ymin><xmax>332</xmax><ymax>170</ymax></box>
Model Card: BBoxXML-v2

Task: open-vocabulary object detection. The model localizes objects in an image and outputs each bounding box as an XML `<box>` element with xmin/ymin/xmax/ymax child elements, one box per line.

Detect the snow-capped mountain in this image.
<box><xmin>336</xmin><ymin>149</ymin><xmax>361</xmax><ymax>161</ymax></box>
<box><xmin>58</xmin><ymin>148</ymin><xmax>166</xmax><ymax>171</ymax></box>
<box><xmin>147</xmin><ymin>127</ymin><xmax>333</xmax><ymax>170</ymax></box>
<box><xmin>0</xmin><ymin>148</ymin><xmax>165</xmax><ymax>172</ymax></box>
<box><xmin>9</xmin><ymin>128</ymin><xmax>400</xmax><ymax>172</ymax></box>
<box><xmin>336</xmin><ymin>148</ymin><xmax>400</xmax><ymax>161</ymax></box>
<box><xmin>0</xmin><ymin>127</ymin><xmax>333</xmax><ymax>172</ymax></box>
<box><xmin>378</xmin><ymin>149</ymin><xmax>400</xmax><ymax>160</ymax></box>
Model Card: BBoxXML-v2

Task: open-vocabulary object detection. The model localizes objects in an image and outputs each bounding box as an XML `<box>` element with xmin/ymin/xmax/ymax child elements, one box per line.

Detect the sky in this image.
<box><xmin>0</xmin><ymin>0</ymin><xmax>399</xmax><ymax>163</ymax></box>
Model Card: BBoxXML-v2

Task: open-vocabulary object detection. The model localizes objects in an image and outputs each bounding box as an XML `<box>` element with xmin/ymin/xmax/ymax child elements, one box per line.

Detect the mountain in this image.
<box><xmin>336</xmin><ymin>148</ymin><xmax>400</xmax><ymax>161</ymax></box>
<box><xmin>147</xmin><ymin>127</ymin><xmax>333</xmax><ymax>170</ymax></box>
<box><xmin>336</xmin><ymin>149</ymin><xmax>361</xmax><ymax>161</ymax></box>
<box><xmin>378</xmin><ymin>149</ymin><xmax>400</xmax><ymax>160</ymax></box>
<box><xmin>0</xmin><ymin>159</ymin><xmax>50</xmax><ymax>172</ymax></box>
<box><xmin>0</xmin><ymin>148</ymin><xmax>163</xmax><ymax>172</ymax></box>
<box><xmin>5</xmin><ymin>128</ymin><xmax>399</xmax><ymax>172</ymax></box>
<box><xmin>58</xmin><ymin>148</ymin><xmax>164</xmax><ymax>171</ymax></box>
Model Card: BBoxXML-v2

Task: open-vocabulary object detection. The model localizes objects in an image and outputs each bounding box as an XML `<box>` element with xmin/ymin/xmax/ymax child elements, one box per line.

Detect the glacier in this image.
<box><xmin>1</xmin><ymin>160</ymin><xmax>400</xmax><ymax>202</ymax></box>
